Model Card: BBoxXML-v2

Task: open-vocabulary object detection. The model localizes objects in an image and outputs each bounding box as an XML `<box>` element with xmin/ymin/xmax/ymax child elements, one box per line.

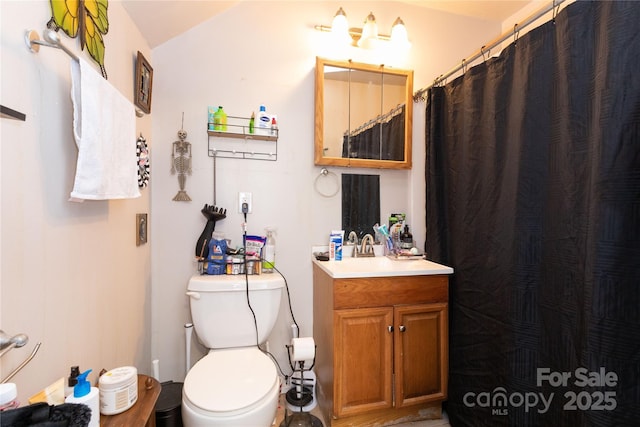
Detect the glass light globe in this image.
<box><xmin>358</xmin><ymin>12</ymin><xmax>379</xmax><ymax>49</ymax></box>
<box><xmin>331</xmin><ymin>7</ymin><xmax>351</xmax><ymax>45</ymax></box>
<box><xmin>390</xmin><ymin>17</ymin><xmax>411</xmax><ymax>50</ymax></box>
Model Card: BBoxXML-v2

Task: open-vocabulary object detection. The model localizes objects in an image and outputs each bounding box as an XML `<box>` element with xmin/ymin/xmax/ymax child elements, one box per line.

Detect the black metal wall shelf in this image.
<box><xmin>207</xmin><ymin>115</ymin><xmax>278</xmax><ymax>161</ymax></box>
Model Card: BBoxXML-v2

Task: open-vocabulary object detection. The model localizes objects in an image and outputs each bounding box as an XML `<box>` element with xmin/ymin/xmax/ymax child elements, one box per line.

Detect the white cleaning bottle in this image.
<box><xmin>257</xmin><ymin>104</ymin><xmax>270</xmax><ymax>135</ymax></box>
<box><xmin>65</xmin><ymin>369</ymin><xmax>100</xmax><ymax>427</ymax></box>
<box><xmin>263</xmin><ymin>227</ymin><xmax>276</xmax><ymax>273</ymax></box>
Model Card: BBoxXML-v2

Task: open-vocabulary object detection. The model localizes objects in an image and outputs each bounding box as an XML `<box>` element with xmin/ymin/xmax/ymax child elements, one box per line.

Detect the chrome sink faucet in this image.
<box><xmin>347</xmin><ymin>231</ymin><xmax>358</xmax><ymax>246</ymax></box>
<box><xmin>357</xmin><ymin>234</ymin><xmax>376</xmax><ymax>257</ymax></box>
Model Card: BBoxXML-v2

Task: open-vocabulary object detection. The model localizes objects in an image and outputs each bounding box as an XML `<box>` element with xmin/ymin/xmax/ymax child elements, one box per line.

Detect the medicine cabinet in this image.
<box><xmin>314</xmin><ymin>57</ymin><xmax>413</xmax><ymax>169</ymax></box>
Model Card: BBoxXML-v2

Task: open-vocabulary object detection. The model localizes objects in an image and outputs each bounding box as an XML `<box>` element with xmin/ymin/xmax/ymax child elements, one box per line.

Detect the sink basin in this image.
<box><xmin>312</xmin><ymin>253</ymin><xmax>453</xmax><ymax>278</ymax></box>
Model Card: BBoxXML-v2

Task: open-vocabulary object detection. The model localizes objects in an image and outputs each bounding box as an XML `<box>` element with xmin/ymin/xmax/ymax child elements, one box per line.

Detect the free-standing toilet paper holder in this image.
<box><xmin>280</xmin><ymin>338</ymin><xmax>323</xmax><ymax>427</ymax></box>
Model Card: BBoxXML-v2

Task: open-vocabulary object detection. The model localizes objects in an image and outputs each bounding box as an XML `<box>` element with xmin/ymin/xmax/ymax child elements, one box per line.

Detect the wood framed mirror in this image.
<box><xmin>314</xmin><ymin>57</ymin><xmax>413</xmax><ymax>169</ymax></box>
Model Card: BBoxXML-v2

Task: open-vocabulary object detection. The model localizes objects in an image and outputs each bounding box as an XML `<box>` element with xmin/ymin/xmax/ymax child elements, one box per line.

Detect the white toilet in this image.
<box><xmin>182</xmin><ymin>273</ymin><xmax>285</xmax><ymax>426</ymax></box>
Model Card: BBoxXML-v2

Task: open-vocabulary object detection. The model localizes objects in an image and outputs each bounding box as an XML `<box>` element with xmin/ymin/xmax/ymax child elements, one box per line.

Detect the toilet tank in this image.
<box><xmin>187</xmin><ymin>273</ymin><xmax>284</xmax><ymax>349</ymax></box>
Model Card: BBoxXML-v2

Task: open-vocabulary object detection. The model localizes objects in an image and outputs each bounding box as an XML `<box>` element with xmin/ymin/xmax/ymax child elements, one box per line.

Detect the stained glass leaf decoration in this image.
<box><xmin>48</xmin><ymin>0</ymin><xmax>109</xmax><ymax>79</ymax></box>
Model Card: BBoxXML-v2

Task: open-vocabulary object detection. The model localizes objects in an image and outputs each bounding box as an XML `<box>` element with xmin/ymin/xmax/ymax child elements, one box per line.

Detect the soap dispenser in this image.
<box><xmin>65</xmin><ymin>369</ymin><xmax>100</xmax><ymax>427</ymax></box>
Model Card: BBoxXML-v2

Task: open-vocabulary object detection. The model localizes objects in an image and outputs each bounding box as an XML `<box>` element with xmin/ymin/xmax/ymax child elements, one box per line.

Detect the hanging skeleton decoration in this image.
<box><xmin>171</xmin><ymin>117</ymin><xmax>192</xmax><ymax>201</ymax></box>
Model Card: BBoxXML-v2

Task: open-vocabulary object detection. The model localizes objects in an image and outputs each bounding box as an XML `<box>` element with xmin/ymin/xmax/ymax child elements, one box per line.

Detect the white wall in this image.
<box><xmin>1</xmin><ymin>0</ymin><xmax>152</xmax><ymax>403</ymax></box>
<box><xmin>150</xmin><ymin>0</ymin><xmax>502</xmax><ymax>383</ymax></box>
<box><xmin>0</xmin><ymin>0</ymin><xmax>516</xmax><ymax>403</ymax></box>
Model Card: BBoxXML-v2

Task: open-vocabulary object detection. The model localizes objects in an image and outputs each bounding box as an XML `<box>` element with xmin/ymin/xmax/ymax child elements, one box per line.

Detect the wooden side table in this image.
<box><xmin>101</xmin><ymin>374</ymin><xmax>161</xmax><ymax>427</ymax></box>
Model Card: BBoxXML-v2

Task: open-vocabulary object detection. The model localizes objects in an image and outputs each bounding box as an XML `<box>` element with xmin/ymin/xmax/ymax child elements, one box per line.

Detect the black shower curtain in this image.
<box><xmin>341</xmin><ymin>107</ymin><xmax>405</xmax><ymax>160</ymax></box>
<box><xmin>425</xmin><ymin>2</ymin><xmax>640</xmax><ymax>426</ymax></box>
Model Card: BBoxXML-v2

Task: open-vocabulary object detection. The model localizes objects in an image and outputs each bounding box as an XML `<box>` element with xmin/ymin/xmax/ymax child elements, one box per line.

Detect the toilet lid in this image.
<box><xmin>184</xmin><ymin>347</ymin><xmax>277</xmax><ymax>413</ymax></box>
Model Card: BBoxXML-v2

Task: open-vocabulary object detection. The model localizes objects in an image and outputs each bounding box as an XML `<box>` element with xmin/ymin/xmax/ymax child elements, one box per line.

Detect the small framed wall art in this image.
<box><xmin>135</xmin><ymin>51</ymin><xmax>153</xmax><ymax>114</ymax></box>
<box><xmin>136</xmin><ymin>213</ymin><xmax>148</xmax><ymax>246</ymax></box>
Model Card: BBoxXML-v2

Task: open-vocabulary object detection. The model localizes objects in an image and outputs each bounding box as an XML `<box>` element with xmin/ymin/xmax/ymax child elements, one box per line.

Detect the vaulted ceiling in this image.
<box><xmin>122</xmin><ymin>1</ymin><xmax>533</xmax><ymax>48</ymax></box>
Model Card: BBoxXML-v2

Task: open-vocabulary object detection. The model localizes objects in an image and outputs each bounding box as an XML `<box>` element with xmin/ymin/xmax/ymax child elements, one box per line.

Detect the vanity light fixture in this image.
<box><xmin>315</xmin><ymin>7</ymin><xmax>411</xmax><ymax>50</ymax></box>
<box><xmin>390</xmin><ymin>17</ymin><xmax>411</xmax><ymax>50</ymax></box>
<box><xmin>330</xmin><ymin>7</ymin><xmax>351</xmax><ymax>45</ymax></box>
<box><xmin>358</xmin><ymin>12</ymin><xmax>379</xmax><ymax>49</ymax></box>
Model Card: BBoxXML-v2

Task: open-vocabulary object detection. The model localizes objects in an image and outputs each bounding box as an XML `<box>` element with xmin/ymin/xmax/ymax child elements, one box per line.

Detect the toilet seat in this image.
<box><xmin>184</xmin><ymin>347</ymin><xmax>278</xmax><ymax>417</ymax></box>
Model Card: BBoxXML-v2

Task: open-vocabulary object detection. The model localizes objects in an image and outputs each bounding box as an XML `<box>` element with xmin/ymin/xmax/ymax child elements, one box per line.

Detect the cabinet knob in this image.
<box><xmin>388</xmin><ymin>325</ymin><xmax>394</xmax><ymax>333</ymax></box>
<box><xmin>399</xmin><ymin>325</ymin><xmax>406</xmax><ymax>332</ymax></box>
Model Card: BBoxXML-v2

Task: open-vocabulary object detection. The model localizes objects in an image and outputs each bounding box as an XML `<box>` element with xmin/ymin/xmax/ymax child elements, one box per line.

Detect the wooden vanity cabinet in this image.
<box><xmin>313</xmin><ymin>264</ymin><xmax>449</xmax><ymax>426</ymax></box>
<box><xmin>334</xmin><ymin>307</ymin><xmax>393</xmax><ymax>417</ymax></box>
<box><xmin>394</xmin><ymin>303</ymin><xmax>448</xmax><ymax>408</ymax></box>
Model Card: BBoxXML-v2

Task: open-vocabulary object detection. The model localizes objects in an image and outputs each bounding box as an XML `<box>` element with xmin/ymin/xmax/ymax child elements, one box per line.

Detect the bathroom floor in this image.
<box><xmin>274</xmin><ymin>395</ymin><xmax>451</xmax><ymax>427</ymax></box>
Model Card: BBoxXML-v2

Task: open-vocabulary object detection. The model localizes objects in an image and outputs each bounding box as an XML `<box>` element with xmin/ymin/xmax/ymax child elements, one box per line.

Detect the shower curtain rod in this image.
<box><xmin>346</xmin><ymin>103</ymin><xmax>404</xmax><ymax>136</ymax></box>
<box><xmin>413</xmin><ymin>0</ymin><xmax>568</xmax><ymax>101</ymax></box>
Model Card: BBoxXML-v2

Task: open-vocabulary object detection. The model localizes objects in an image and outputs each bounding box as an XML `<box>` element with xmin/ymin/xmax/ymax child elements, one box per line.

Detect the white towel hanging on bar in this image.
<box><xmin>69</xmin><ymin>58</ymin><xmax>140</xmax><ymax>201</ymax></box>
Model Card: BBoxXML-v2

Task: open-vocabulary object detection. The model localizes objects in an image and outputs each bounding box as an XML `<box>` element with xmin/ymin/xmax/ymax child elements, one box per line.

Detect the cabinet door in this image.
<box><xmin>394</xmin><ymin>303</ymin><xmax>448</xmax><ymax>407</ymax></box>
<box><xmin>334</xmin><ymin>307</ymin><xmax>393</xmax><ymax>417</ymax></box>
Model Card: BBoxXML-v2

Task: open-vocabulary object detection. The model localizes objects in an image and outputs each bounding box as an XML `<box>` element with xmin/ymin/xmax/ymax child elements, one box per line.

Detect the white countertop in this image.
<box><xmin>312</xmin><ymin>255</ymin><xmax>454</xmax><ymax>279</ymax></box>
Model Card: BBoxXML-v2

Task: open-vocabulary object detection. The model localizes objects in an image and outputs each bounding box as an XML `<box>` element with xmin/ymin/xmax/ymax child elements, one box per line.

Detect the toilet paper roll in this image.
<box><xmin>291</xmin><ymin>337</ymin><xmax>315</xmax><ymax>361</ymax></box>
